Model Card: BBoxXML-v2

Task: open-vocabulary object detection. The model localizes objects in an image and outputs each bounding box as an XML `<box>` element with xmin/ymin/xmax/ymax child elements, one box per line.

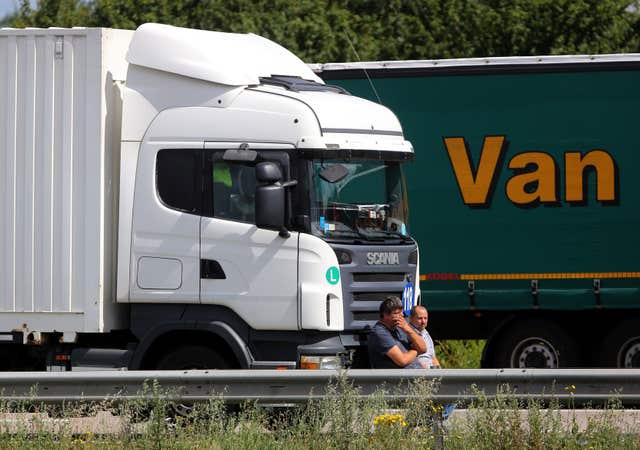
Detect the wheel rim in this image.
<box><xmin>618</xmin><ymin>338</ymin><xmax>640</xmax><ymax>368</ymax></box>
<box><xmin>511</xmin><ymin>337</ymin><xmax>559</xmax><ymax>368</ymax></box>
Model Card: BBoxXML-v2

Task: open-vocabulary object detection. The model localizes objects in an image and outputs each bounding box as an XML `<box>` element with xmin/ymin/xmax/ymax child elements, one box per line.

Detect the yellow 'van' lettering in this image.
<box><xmin>444</xmin><ymin>135</ymin><xmax>505</xmax><ymax>206</ymax></box>
<box><xmin>506</xmin><ymin>152</ymin><xmax>558</xmax><ymax>205</ymax></box>
<box><xmin>444</xmin><ymin>136</ymin><xmax>619</xmax><ymax>207</ymax></box>
<box><xmin>565</xmin><ymin>151</ymin><xmax>616</xmax><ymax>202</ymax></box>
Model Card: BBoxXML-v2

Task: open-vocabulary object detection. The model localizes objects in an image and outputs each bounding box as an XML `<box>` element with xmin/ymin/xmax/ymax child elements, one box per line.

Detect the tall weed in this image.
<box><xmin>0</xmin><ymin>377</ymin><xmax>636</xmax><ymax>449</ymax></box>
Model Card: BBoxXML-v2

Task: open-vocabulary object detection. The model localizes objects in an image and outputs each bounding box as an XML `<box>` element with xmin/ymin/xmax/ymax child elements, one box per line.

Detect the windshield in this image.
<box><xmin>310</xmin><ymin>160</ymin><xmax>410</xmax><ymax>242</ymax></box>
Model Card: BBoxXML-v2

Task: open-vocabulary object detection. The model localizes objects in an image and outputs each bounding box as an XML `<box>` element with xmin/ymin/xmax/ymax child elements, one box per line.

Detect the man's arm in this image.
<box><xmin>424</xmin><ymin>332</ymin><xmax>440</xmax><ymax>368</ymax></box>
<box><xmin>395</xmin><ymin>319</ymin><xmax>427</xmax><ymax>354</ymax></box>
<box><xmin>386</xmin><ymin>346</ymin><xmax>418</xmax><ymax>367</ymax></box>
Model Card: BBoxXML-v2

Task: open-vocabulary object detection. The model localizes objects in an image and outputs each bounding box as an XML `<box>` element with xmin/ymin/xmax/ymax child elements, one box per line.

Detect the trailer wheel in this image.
<box><xmin>598</xmin><ymin>320</ymin><xmax>640</xmax><ymax>368</ymax></box>
<box><xmin>155</xmin><ymin>345</ymin><xmax>230</xmax><ymax>370</ymax></box>
<box><xmin>490</xmin><ymin>320</ymin><xmax>579</xmax><ymax>368</ymax></box>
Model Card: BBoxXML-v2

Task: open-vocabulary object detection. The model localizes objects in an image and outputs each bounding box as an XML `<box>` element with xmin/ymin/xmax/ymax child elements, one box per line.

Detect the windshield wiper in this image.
<box><xmin>325</xmin><ymin>226</ymin><xmax>390</xmax><ymax>243</ymax></box>
<box><xmin>361</xmin><ymin>229</ymin><xmax>413</xmax><ymax>242</ymax></box>
<box><xmin>319</xmin><ymin>223</ymin><xmax>411</xmax><ymax>244</ymax></box>
<box><xmin>324</xmin><ymin>228</ymin><xmax>369</xmax><ymax>243</ymax></box>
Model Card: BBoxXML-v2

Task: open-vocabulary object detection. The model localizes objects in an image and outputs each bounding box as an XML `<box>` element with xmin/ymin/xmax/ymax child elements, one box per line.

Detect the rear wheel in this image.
<box><xmin>489</xmin><ymin>320</ymin><xmax>580</xmax><ymax>368</ymax></box>
<box><xmin>598</xmin><ymin>320</ymin><xmax>640</xmax><ymax>368</ymax></box>
<box><xmin>155</xmin><ymin>345</ymin><xmax>230</xmax><ymax>370</ymax></box>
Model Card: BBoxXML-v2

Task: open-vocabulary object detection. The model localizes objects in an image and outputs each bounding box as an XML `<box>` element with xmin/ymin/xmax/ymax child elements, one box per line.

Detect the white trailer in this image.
<box><xmin>0</xmin><ymin>24</ymin><xmax>418</xmax><ymax>371</ymax></box>
<box><xmin>0</xmin><ymin>28</ymin><xmax>132</xmax><ymax>337</ymax></box>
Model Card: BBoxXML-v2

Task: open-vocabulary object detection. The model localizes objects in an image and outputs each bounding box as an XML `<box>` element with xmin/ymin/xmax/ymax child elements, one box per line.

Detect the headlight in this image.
<box><xmin>299</xmin><ymin>355</ymin><xmax>342</xmax><ymax>370</ymax></box>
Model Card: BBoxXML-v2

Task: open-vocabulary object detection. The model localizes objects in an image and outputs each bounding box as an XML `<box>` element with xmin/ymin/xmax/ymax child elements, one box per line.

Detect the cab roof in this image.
<box><xmin>126</xmin><ymin>23</ymin><xmax>323</xmax><ymax>86</ymax></box>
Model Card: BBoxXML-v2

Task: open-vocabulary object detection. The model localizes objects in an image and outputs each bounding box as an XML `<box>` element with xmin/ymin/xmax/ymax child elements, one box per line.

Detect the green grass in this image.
<box><xmin>436</xmin><ymin>339</ymin><xmax>485</xmax><ymax>368</ymax></box>
<box><xmin>0</xmin><ymin>375</ymin><xmax>636</xmax><ymax>449</ymax></box>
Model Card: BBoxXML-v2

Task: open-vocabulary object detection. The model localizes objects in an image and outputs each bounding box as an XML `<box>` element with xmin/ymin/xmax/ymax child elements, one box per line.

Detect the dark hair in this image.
<box><xmin>410</xmin><ymin>305</ymin><xmax>427</xmax><ymax>318</ymax></box>
<box><xmin>379</xmin><ymin>296</ymin><xmax>403</xmax><ymax>318</ymax></box>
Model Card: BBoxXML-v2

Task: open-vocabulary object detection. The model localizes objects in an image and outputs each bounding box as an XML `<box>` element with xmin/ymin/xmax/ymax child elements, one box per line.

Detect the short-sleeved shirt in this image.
<box><xmin>410</xmin><ymin>323</ymin><xmax>436</xmax><ymax>368</ymax></box>
<box><xmin>368</xmin><ymin>321</ymin><xmax>423</xmax><ymax>369</ymax></box>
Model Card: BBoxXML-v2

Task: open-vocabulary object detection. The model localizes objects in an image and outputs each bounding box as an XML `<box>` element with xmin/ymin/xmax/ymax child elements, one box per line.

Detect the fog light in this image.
<box><xmin>334</xmin><ymin>249</ymin><xmax>352</xmax><ymax>265</ymax></box>
<box><xmin>300</xmin><ymin>355</ymin><xmax>342</xmax><ymax>370</ymax></box>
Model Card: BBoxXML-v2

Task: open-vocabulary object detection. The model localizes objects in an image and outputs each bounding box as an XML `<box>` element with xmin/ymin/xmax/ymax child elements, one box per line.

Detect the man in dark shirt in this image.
<box><xmin>368</xmin><ymin>296</ymin><xmax>427</xmax><ymax>369</ymax></box>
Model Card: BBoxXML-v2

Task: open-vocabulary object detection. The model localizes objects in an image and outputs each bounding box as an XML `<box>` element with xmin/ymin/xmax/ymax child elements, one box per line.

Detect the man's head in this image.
<box><xmin>379</xmin><ymin>296</ymin><xmax>403</xmax><ymax>328</ymax></box>
<box><xmin>409</xmin><ymin>305</ymin><xmax>428</xmax><ymax>331</ymax></box>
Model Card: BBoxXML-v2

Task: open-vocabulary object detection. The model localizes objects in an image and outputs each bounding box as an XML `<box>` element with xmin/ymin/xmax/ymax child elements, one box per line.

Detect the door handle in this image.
<box><xmin>200</xmin><ymin>259</ymin><xmax>226</xmax><ymax>279</ymax></box>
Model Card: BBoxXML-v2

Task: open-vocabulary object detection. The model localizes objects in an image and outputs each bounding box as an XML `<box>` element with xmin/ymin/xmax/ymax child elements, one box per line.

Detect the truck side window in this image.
<box><xmin>156</xmin><ymin>149</ymin><xmax>201</xmax><ymax>214</ymax></box>
<box><xmin>212</xmin><ymin>160</ymin><xmax>256</xmax><ymax>223</ymax></box>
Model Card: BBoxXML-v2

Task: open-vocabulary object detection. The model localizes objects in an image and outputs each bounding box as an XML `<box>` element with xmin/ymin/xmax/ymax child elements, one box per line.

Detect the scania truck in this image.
<box><xmin>0</xmin><ymin>24</ymin><xmax>418</xmax><ymax>371</ymax></box>
<box><xmin>316</xmin><ymin>54</ymin><xmax>640</xmax><ymax>368</ymax></box>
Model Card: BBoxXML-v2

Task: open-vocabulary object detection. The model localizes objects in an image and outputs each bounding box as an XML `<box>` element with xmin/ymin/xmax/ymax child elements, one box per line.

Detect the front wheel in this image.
<box><xmin>155</xmin><ymin>345</ymin><xmax>230</xmax><ymax>370</ymax></box>
<box><xmin>489</xmin><ymin>320</ymin><xmax>580</xmax><ymax>368</ymax></box>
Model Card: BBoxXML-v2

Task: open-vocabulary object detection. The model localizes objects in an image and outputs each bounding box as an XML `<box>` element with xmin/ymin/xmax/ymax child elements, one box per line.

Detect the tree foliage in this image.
<box><xmin>9</xmin><ymin>0</ymin><xmax>640</xmax><ymax>61</ymax></box>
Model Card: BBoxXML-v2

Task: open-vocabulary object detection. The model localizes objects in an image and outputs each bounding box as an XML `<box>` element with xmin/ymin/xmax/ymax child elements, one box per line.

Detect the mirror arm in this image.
<box><xmin>277</xmin><ymin>179</ymin><xmax>297</xmax><ymax>238</ymax></box>
<box><xmin>280</xmin><ymin>180</ymin><xmax>298</xmax><ymax>188</ymax></box>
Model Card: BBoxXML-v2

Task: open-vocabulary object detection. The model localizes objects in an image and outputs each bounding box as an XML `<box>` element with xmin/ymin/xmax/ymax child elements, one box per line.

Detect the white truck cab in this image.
<box><xmin>0</xmin><ymin>23</ymin><xmax>418</xmax><ymax>370</ymax></box>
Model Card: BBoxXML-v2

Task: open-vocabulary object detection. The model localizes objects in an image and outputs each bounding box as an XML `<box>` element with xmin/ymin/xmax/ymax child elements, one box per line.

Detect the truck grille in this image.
<box><xmin>332</xmin><ymin>243</ymin><xmax>418</xmax><ymax>331</ymax></box>
<box><xmin>352</xmin><ymin>292</ymin><xmax>401</xmax><ymax>302</ymax></box>
<box><xmin>352</xmin><ymin>273</ymin><xmax>406</xmax><ymax>282</ymax></box>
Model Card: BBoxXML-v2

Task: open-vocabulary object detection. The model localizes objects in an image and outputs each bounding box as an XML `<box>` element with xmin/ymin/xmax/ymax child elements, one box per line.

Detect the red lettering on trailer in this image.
<box><xmin>424</xmin><ymin>273</ymin><xmax>461</xmax><ymax>281</ymax></box>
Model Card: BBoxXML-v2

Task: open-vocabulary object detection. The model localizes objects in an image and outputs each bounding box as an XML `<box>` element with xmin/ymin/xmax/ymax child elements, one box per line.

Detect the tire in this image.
<box><xmin>489</xmin><ymin>319</ymin><xmax>580</xmax><ymax>368</ymax></box>
<box><xmin>598</xmin><ymin>320</ymin><xmax>640</xmax><ymax>368</ymax></box>
<box><xmin>155</xmin><ymin>345</ymin><xmax>230</xmax><ymax>370</ymax></box>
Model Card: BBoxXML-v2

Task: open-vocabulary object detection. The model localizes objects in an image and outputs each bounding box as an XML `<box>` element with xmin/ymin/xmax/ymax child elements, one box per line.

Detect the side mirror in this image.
<box><xmin>255</xmin><ymin>162</ymin><xmax>297</xmax><ymax>237</ymax></box>
<box><xmin>256</xmin><ymin>161</ymin><xmax>282</xmax><ymax>183</ymax></box>
<box><xmin>255</xmin><ymin>162</ymin><xmax>285</xmax><ymax>232</ymax></box>
<box><xmin>255</xmin><ymin>184</ymin><xmax>285</xmax><ymax>231</ymax></box>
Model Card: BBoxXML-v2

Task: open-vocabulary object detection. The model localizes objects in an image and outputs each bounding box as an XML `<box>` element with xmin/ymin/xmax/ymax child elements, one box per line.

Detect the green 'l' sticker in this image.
<box><xmin>326</xmin><ymin>266</ymin><xmax>340</xmax><ymax>285</ymax></box>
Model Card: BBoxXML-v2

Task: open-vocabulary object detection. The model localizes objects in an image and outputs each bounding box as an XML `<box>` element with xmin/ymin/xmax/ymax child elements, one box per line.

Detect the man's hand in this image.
<box><xmin>394</xmin><ymin>316</ymin><xmax>412</xmax><ymax>333</ymax></box>
<box><xmin>394</xmin><ymin>316</ymin><xmax>427</xmax><ymax>354</ymax></box>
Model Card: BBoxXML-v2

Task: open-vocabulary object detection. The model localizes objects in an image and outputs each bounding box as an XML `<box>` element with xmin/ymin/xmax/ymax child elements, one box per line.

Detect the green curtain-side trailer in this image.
<box><xmin>316</xmin><ymin>55</ymin><xmax>640</xmax><ymax>368</ymax></box>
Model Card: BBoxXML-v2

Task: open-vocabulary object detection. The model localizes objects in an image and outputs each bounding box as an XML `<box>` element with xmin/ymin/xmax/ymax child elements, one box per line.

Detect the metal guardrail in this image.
<box><xmin>0</xmin><ymin>369</ymin><xmax>639</xmax><ymax>405</ymax></box>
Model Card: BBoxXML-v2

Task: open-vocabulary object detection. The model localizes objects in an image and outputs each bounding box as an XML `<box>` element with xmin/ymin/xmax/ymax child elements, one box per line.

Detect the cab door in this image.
<box><xmin>199</xmin><ymin>148</ymin><xmax>299</xmax><ymax>330</ymax></box>
<box><xmin>129</xmin><ymin>143</ymin><xmax>202</xmax><ymax>303</ymax></box>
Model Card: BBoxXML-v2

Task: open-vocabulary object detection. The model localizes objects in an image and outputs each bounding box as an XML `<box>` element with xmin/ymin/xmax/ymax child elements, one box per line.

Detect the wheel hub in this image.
<box><xmin>621</xmin><ymin>340</ymin><xmax>640</xmax><ymax>368</ymax></box>
<box><xmin>512</xmin><ymin>338</ymin><xmax>559</xmax><ymax>368</ymax></box>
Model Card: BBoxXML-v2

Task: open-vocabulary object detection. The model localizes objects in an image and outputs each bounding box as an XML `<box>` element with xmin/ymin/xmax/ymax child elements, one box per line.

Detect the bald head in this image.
<box><xmin>409</xmin><ymin>305</ymin><xmax>428</xmax><ymax>331</ymax></box>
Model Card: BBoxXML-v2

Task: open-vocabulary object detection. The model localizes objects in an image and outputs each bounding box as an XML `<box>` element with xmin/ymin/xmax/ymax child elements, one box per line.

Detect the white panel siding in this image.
<box><xmin>33</xmin><ymin>36</ymin><xmax>55</xmax><ymax>313</ymax></box>
<box><xmin>0</xmin><ymin>36</ymin><xmax>17</xmax><ymax>312</ymax></box>
<box><xmin>83</xmin><ymin>32</ymin><xmax>103</xmax><ymax>331</ymax></box>
<box><xmin>52</xmin><ymin>34</ymin><xmax>72</xmax><ymax>314</ymax></box>
<box><xmin>0</xmin><ymin>28</ymin><xmax>132</xmax><ymax>332</ymax></box>
<box><xmin>15</xmin><ymin>35</ymin><xmax>36</xmax><ymax>312</ymax></box>
<box><xmin>71</xmin><ymin>34</ymin><xmax>86</xmax><ymax>315</ymax></box>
